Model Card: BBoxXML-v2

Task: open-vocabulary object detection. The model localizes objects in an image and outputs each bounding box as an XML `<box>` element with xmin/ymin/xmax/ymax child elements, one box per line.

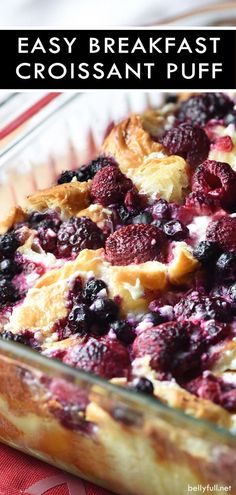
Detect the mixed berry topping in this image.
<box><xmin>105</xmin><ymin>224</ymin><xmax>167</xmax><ymax>265</ymax></box>
<box><xmin>3</xmin><ymin>92</ymin><xmax>236</xmax><ymax>423</ymax></box>
<box><xmin>160</xmin><ymin>123</ymin><xmax>210</xmax><ymax>167</ymax></box>
<box><xmin>57</xmin><ymin>217</ymin><xmax>104</xmax><ymax>258</ymax></box>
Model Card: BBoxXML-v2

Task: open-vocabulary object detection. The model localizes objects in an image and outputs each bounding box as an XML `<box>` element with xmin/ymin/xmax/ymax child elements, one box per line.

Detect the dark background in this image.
<box><xmin>1</xmin><ymin>29</ymin><xmax>235</xmax><ymax>89</ymax></box>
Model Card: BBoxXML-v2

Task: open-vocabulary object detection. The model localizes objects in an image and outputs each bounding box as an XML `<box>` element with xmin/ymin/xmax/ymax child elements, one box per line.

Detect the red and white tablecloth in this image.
<box><xmin>0</xmin><ymin>444</ymin><xmax>114</xmax><ymax>495</ymax></box>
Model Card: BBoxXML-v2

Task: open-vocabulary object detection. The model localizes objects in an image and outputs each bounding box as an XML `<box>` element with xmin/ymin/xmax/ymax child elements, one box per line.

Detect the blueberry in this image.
<box><xmin>132</xmin><ymin>212</ymin><xmax>152</xmax><ymax>225</ymax></box>
<box><xmin>68</xmin><ymin>304</ymin><xmax>94</xmax><ymax>335</ymax></box>
<box><xmin>83</xmin><ymin>279</ymin><xmax>107</xmax><ymax>303</ymax></box>
<box><xmin>132</xmin><ymin>377</ymin><xmax>154</xmax><ymax>396</ymax></box>
<box><xmin>90</xmin><ymin>298</ymin><xmax>119</xmax><ymax>322</ymax></box>
<box><xmin>0</xmin><ymin>232</ymin><xmax>20</xmax><ymax>258</ymax></box>
<box><xmin>0</xmin><ymin>259</ymin><xmax>20</xmax><ymax>277</ymax></box>
<box><xmin>152</xmin><ymin>199</ymin><xmax>170</xmax><ymax>220</ymax></box>
<box><xmin>163</xmin><ymin>220</ymin><xmax>189</xmax><ymax>241</ymax></box>
<box><xmin>116</xmin><ymin>206</ymin><xmax>132</xmax><ymax>223</ymax></box>
<box><xmin>216</xmin><ymin>252</ymin><xmax>236</xmax><ymax>280</ymax></box>
<box><xmin>111</xmin><ymin>320</ymin><xmax>135</xmax><ymax>344</ymax></box>
<box><xmin>193</xmin><ymin>241</ymin><xmax>219</xmax><ymax>264</ymax></box>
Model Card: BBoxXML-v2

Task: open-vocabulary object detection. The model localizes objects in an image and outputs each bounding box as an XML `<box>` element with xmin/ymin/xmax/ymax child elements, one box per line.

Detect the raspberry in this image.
<box><xmin>206</xmin><ymin>216</ymin><xmax>236</xmax><ymax>251</ymax></box>
<box><xmin>0</xmin><ymin>232</ymin><xmax>20</xmax><ymax>258</ymax></box>
<box><xmin>105</xmin><ymin>224</ymin><xmax>167</xmax><ymax>265</ymax></box>
<box><xmin>192</xmin><ymin>160</ymin><xmax>236</xmax><ymax>209</ymax></box>
<box><xmin>160</xmin><ymin>124</ymin><xmax>210</xmax><ymax>167</ymax></box>
<box><xmin>174</xmin><ymin>291</ymin><xmax>232</xmax><ymax>323</ymax></box>
<box><xmin>212</xmin><ymin>136</ymin><xmax>233</xmax><ymax>153</ymax></box>
<box><xmin>90</xmin><ymin>165</ymin><xmax>133</xmax><ymax>206</ymax></box>
<box><xmin>186</xmin><ymin>373</ymin><xmax>236</xmax><ymax>412</ymax></box>
<box><xmin>63</xmin><ymin>338</ymin><xmax>130</xmax><ymax>379</ymax></box>
<box><xmin>185</xmin><ymin>191</ymin><xmax>218</xmax><ymax>214</ymax></box>
<box><xmin>186</xmin><ymin>374</ymin><xmax>221</xmax><ymax>403</ymax></box>
<box><xmin>176</xmin><ymin>93</ymin><xmax>234</xmax><ymax>126</ymax></box>
<box><xmin>57</xmin><ymin>217</ymin><xmax>104</xmax><ymax>258</ymax></box>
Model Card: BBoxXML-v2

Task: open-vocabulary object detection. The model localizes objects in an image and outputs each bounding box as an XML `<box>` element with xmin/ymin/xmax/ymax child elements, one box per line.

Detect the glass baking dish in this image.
<box><xmin>0</xmin><ymin>92</ymin><xmax>60</xmax><ymax>154</ymax></box>
<box><xmin>0</xmin><ymin>91</ymin><xmax>236</xmax><ymax>495</ymax></box>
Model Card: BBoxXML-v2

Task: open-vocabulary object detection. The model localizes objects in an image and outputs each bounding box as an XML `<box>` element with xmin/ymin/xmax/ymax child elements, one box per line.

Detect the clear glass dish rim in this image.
<box><xmin>1</xmin><ymin>337</ymin><xmax>235</xmax><ymax>441</ymax></box>
<box><xmin>0</xmin><ymin>90</ymin><xmax>235</xmax><ymax>442</ymax></box>
<box><xmin>150</xmin><ymin>2</ymin><xmax>236</xmax><ymax>26</ymax></box>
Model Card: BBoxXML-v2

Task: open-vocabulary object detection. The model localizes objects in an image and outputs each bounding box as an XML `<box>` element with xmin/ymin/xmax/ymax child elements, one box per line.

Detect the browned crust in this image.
<box><xmin>0</xmin><ymin>206</ymin><xmax>27</xmax><ymax>235</ymax></box>
<box><xmin>26</xmin><ymin>181</ymin><xmax>91</xmax><ymax>217</ymax></box>
<box><xmin>101</xmin><ymin>114</ymin><xmax>164</xmax><ymax>172</ymax></box>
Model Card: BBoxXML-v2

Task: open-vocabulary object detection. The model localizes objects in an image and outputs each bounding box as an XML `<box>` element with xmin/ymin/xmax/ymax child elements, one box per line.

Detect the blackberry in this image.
<box><xmin>111</xmin><ymin>320</ymin><xmax>135</xmax><ymax>345</ymax></box>
<box><xmin>57</xmin><ymin>216</ymin><xmax>104</xmax><ymax>258</ymax></box>
<box><xmin>82</xmin><ymin>278</ymin><xmax>107</xmax><ymax>303</ymax></box>
<box><xmin>193</xmin><ymin>241</ymin><xmax>219</xmax><ymax>264</ymax></box>
<box><xmin>57</xmin><ymin>170</ymin><xmax>79</xmax><ymax>184</ymax></box>
<box><xmin>132</xmin><ymin>377</ymin><xmax>154</xmax><ymax>395</ymax></box>
<box><xmin>176</xmin><ymin>93</ymin><xmax>234</xmax><ymax>126</ymax></box>
<box><xmin>90</xmin><ymin>298</ymin><xmax>119</xmax><ymax>322</ymax></box>
<box><xmin>0</xmin><ymin>232</ymin><xmax>20</xmax><ymax>258</ymax></box>
<box><xmin>175</xmin><ymin>292</ymin><xmax>233</xmax><ymax>323</ymax></box>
